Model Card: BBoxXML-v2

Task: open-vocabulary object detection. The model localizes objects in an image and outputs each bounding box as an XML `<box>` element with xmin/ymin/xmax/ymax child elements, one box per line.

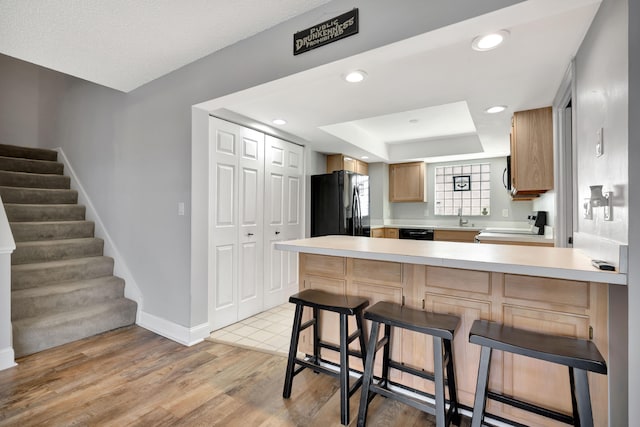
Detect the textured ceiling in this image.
<box><xmin>0</xmin><ymin>0</ymin><xmax>332</xmax><ymax>92</ymax></box>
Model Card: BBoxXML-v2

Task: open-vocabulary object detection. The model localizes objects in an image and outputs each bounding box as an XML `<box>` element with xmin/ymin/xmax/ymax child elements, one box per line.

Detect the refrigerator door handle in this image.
<box><xmin>354</xmin><ymin>186</ymin><xmax>362</xmax><ymax>235</ymax></box>
<box><xmin>351</xmin><ymin>186</ymin><xmax>358</xmax><ymax>236</ymax></box>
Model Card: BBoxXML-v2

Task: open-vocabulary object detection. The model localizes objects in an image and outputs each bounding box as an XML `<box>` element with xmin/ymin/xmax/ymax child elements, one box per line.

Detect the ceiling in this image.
<box><xmin>1</xmin><ymin>0</ymin><xmax>601</xmax><ymax>163</ymax></box>
<box><xmin>198</xmin><ymin>0</ymin><xmax>602</xmax><ymax>163</ymax></box>
<box><xmin>0</xmin><ymin>0</ymin><xmax>332</xmax><ymax>92</ymax></box>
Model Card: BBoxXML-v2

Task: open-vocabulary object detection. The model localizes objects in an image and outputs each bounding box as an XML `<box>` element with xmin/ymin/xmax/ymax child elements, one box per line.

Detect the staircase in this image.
<box><xmin>0</xmin><ymin>143</ymin><xmax>137</xmax><ymax>357</ymax></box>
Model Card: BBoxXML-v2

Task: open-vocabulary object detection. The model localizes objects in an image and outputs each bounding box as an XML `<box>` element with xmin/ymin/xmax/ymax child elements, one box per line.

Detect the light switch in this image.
<box><xmin>178</xmin><ymin>202</ymin><xmax>185</xmax><ymax>216</ymax></box>
<box><xmin>502</xmin><ymin>209</ymin><xmax>509</xmax><ymax>217</ymax></box>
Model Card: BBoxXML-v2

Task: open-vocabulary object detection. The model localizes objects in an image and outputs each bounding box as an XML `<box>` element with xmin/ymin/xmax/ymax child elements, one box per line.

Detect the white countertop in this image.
<box><xmin>475</xmin><ymin>232</ymin><xmax>553</xmax><ymax>244</ymax></box>
<box><xmin>371</xmin><ymin>224</ymin><xmax>484</xmax><ymax>231</ymax></box>
<box><xmin>275</xmin><ymin>236</ymin><xmax>626</xmax><ymax>285</ymax></box>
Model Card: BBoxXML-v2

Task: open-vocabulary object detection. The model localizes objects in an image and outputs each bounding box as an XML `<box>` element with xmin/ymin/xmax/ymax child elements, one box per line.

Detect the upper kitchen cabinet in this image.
<box><xmin>389</xmin><ymin>161</ymin><xmax>427</xmax><ymax>202</ymax></box>
<box><xmin>326</xmin><ymin>154</ymin><xmax>369</xmax><ymax>175</ymax></box>
<box><xmin>510</xmin><ymin>107</ymin><xmax>553</xmax><ymax>197</ymax></box>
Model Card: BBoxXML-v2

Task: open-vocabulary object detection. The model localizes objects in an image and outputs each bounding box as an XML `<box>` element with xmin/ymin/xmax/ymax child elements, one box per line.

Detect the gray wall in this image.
<box><xmin>573</xmin><ymin>0</ymin><xmax>629</xmax><ymax>424</ymax></box>
<box><xmin>377</xmin><ymin>157</ymin><xmax>534</xmax><ymax>224</ymax></box>
<box><xmin>0</xmin><ymin>0</ymin><xmax>522</xmax><ymax>329</ymax></box>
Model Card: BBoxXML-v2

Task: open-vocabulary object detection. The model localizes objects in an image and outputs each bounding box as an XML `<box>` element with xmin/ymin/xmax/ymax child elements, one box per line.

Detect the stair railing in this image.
<box><xmin>0</xmin><ymin>195</ymin><xmax>16</xmax><ymax>370</ymax></box>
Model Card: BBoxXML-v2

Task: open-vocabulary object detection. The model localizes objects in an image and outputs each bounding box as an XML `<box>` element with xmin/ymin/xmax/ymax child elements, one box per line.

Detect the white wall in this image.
<box><xmin>573</xmin><ymin>0</ymin><xmax>629</xmax><ymax>425</ymax></box>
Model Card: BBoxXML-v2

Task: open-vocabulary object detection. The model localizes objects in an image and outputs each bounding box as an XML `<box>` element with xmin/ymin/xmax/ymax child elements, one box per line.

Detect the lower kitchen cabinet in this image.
<box><xmin>433</xmin><ymin>229</ymin><xmax>478</xmax><ymax>242</ymax></box>
<box><xmin>384</xmin><ymin>227</ymin><xmax>399</xmax><ymax>239</ymax></box>
<box><xmin>370</xmin><ymin>228</ymin><xmax>385</xmax><ymax>238</ymax></box>
<box><xmin>370</xmin><ymin>227</ymin><xmax>399</xmax><ymax>238</ymax></box>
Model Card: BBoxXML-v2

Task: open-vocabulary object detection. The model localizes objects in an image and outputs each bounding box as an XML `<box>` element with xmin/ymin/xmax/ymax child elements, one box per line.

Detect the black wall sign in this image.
<box><xmin>293</xmin><ymin>9</ymin><xmax>359</xmax><ymax>56</ymax></box>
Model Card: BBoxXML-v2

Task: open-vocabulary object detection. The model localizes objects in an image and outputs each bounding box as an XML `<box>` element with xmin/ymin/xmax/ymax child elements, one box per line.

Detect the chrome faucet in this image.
<box><xmin>458</xmin><ymin>208</ymin><xmax>468</xmax><ymax>227</ymax></box>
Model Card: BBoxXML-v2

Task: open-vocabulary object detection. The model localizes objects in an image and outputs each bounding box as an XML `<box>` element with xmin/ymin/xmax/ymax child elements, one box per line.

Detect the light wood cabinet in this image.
<box><xmin>295</xmin><ymin>254</ymin><xmax>609</xmax><ymax>427</ymax></box>
<box><xmin>510</xmin><ymin>107</ymin><xmax>553</xmax><ymax>196</ymax></box>
<box><xmin>433</xmin><ymin>229</ymin><xmax>478</xmax><ymax>243</ymax></box>
<box><xmin>371</xmin><ymin>228</ymin><xmax>400</xmax><ymax>239</ymax></box>
<box><xmin>384</xmin><ymin>228</ymin><xmax>399</xmax><ymax>239</ymax></box>
<box><xmin>326</xmin><ymin>154</ymin><xmax>368</xmax><ymax>175</ymax></box>
<box><xmin>389</xmin><ymin>162</ymin><xmax>427</xmax><ymax>202</ymax></box>
<box><xmin>370</xmin><ymin>228</ymin><xmax>385</xmax><ymax>238</ymax></box>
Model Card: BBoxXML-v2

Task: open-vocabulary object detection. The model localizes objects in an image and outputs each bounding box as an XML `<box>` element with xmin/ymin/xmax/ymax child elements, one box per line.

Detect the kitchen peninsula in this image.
<box><xmin>275</xmin><ymin>236</ymin><xmax>625</xmax><ymax>426</ymax></box>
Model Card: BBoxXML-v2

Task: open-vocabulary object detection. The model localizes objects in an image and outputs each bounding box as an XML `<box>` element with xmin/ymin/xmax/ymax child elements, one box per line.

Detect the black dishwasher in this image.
<box><xmin>399</xmin><ymin>228</ymin><xmax>434</xmax><ymax>240</ymax></box>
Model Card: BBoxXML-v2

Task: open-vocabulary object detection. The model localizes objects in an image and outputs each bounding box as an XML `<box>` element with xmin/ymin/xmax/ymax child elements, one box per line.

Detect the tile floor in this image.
<box><xmin>208</xmin><ymin>303</ymin><xmax>295</xmax><ymax>356</ymax></box>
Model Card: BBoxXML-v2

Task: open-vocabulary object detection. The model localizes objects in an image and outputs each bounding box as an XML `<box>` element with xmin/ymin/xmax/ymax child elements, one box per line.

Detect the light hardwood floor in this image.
<box><xmin>0</xmin><ymin>326</ymin><xmax>470</xmax><ymax>426</ymax></box>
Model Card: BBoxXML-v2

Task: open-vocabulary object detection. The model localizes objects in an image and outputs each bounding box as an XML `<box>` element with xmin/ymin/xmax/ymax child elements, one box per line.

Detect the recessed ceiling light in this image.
<box><xmin>344</xmin><ymin>70</ymin><xmax>367</xmax><ymax>83</ymax></box>
<box><xmin>472</xmin><ymin>30</ymin><xmax>510</xmax><ymax>51</ymax></box>
<box><xmin>272</xmin><ymin>119</ymin><xmax>287</xmax><ymax>125</ymax></box>
<box><xmin>485</xmin><ymin>105</ymin><xmax>507</xmax><ymax>114</ymax></box>
<box><xmin>361</xmin><ymin>156</ymin><xmax>369</xmax><ymax>160</ymax></box>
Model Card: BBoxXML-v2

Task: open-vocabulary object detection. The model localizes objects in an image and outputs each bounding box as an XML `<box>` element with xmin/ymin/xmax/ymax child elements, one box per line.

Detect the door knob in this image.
<box><xmin>275</xmin><ymin>231</ymin><xmax>281</xmax><ymax>235</ymax></box>
<box><xmin>247</xmin><ymin>232</ymin><xmax>254</xmax><ymax>236</ymax></box>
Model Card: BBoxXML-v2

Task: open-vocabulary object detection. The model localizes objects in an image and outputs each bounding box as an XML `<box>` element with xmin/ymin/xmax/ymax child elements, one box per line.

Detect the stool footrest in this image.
<box><xmin>487</xmin><ymin>391</ymin><xmax>574</xmax><ymax>425</ymax></box>
<box><xmin>319</xmin><ymin>340</ymin><xmax>363</xmax><ymax>360</ymax></box>
<box><xmin>298</xmin><ymin>318</ymin><xmax>316</xmax><ymax>332</ymax></box>
<box><xmin>388</xmin><ymin>359</ymin><xmax>437</xmax><ymax>383</ymax></box>
<box><xmin>370</xmin><ymin>383</ymin><xmax>437</xmax><ymax>415</ymax></box>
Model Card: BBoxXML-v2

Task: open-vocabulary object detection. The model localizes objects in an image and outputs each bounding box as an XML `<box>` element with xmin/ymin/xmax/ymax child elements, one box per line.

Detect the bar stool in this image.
<box><xmin>469</xmin><ymin>319</ymin><xmax>607</xmax><ymax>427</ymax></box>
<box><xmin>282</xmin><ymin>289</ymin><xmax>369</xmax><ymax>426</ymax></box>
<box><xmin>357</xmin><ymin>301</ymin><xmax>461</xmax><ymax>427</ymax></box>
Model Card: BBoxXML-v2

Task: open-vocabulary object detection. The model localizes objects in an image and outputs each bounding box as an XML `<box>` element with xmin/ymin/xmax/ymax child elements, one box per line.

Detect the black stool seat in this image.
<box><xmin>358</xmin><ymin>302</ymin><xmax>461</xmax><ymax>427</ymax></box>
<box><xmin>469</xmin><ymin>320</ymin><xmax>607</xmax><ymax>374</ymax></box>
<box><xmin>365</xmin><ymin>301</ymin><xmax>459</xmax><ymax>339</ymax></box>
<box><xmin>283</xmin><ymin>289</ymin><xmax>369</xmax><ymax>426</ymax></box>
<box><xmin>288</xmin><ymin>289</ymin><xmax>369</xmax><ymax>315</ymax></box>
<box><xmin>469</xmin><ymin>320</ymin><xmax>607</xmax><ymax>427</ymax></box>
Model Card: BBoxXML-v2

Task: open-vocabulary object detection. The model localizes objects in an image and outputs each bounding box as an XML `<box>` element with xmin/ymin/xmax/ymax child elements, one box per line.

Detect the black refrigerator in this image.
<box><xmin>310</xmin><ymin>170</ymin><xmax>370</xmax><ymax>237</ymax></box>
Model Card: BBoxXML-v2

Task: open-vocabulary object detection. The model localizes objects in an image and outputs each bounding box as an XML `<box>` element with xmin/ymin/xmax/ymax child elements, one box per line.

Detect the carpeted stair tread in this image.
<box><xmin>12</xmin><ymin>237</ymin><xmax>104</xmax><ymax>265</ymax></box>
<box><xmin>11</xmin><ymin>256</ymin><xmax>115</xmax><ymax>290</ymax></box>
<box><xmin>4</xmin><ymin>203</ymin><xmax>86</xmax><ymax>222</ymax></box>
<box><xmin>0</xmin><ymin>155</ymin><xmax>63</xmax><ymax>175</ymax></box>
<box><xmin>0</xmin><ymin>170</ymin><xmax>70</xmax><ymax>189</ymax></box>
<box><xmin>0</xmin><ymin>186</ymin><xmax>78</xmax><ymax>204</ymax></box>
<box><xmin>0</xmin><ymin>143</ymin><xmax>58</xmax><ymax>162</ymax></box>
<box><xmin>12</xmin><ymin>298</ymin><xmax>138</xmax><ymax>357</ymax></box>
<box><xmin>11</xmin><ymin>276</ymin><xmax>126</xmax><ymax>321</ymax></box>
<box><xmin>10</xmin><ymin>220</ymin><xmax>95</xmax><ymax>242</ymax></box>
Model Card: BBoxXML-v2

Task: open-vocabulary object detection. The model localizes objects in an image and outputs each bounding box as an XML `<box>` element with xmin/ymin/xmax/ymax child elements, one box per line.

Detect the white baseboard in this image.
<box><xmin>55</xmin><ymin>148</ymin><xmax>144</xmax><ymax>319</ymax></box>
<box><xmin>138</xmin><ymin>311</ymin><xmax>210</xmax><ymax>346</ymax></box>
<box><xmin>0</xmin><ymin>347</ymin><xmax>17</xmax><ymax>371</ymax></box>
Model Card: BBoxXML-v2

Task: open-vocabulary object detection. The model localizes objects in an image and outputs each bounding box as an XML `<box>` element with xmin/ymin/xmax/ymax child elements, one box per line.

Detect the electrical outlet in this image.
<box><xmin>178</xmin><ymin>202</ymin><xmax>185</xmax><ymax>216</ymax></box>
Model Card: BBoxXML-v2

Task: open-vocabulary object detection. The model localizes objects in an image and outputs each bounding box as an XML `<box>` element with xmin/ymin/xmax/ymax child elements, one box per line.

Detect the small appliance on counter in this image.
<box><xmin>528</xmin><ymin>211</ymin><xmax>547</xmax><ymax>235</ymax></box>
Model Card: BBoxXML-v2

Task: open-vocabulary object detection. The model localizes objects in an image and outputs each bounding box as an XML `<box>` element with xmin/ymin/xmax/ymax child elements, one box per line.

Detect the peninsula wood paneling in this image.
<box><xmin>426</xmin><ymin>266</ymin><xmax>491</xmax><ymax>295</ymax></box>
<box><xmin>295</xmin><ymin>253</ymin><xmax>609</xmax><ymax>426</ymax></box>
<box><xmin>352</xmin><ymin>258</ymin><xmax>402</xmax><ymax>284</ymax></box>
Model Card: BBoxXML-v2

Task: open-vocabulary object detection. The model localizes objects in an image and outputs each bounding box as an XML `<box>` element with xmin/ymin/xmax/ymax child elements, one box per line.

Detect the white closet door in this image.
<box><xmin>237</xmin><ymin>129</ymin><xmax>264</xmax><ymax>319</ymax></box>
<box><xmin>264</xmin><ymin>135</ymin><xmax>304</xmax><ymax>309</ymax></box>
<box><xmin>209</xmin><ymin>117</ymin><xmax>264</xmax><ymax>330</ymax></box>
